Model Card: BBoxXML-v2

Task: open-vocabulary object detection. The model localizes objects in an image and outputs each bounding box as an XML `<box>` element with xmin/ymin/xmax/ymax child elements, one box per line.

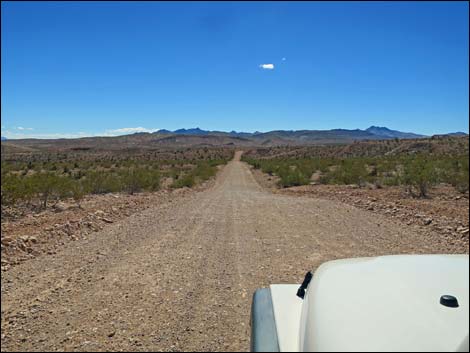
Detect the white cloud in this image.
<box><xmin>104</xmin><ymin>127</ymin><xmax>160</xmax><ymax>136</ymax></box>
<box><xmin>281</xmin><ymin>57</ymin><xmax>286</xmax><ymax>61</ymax></box>
<box><xmin>259</xmin><ymin>64</ymin><xmax>274</xmax><ymax>70</ymax></box>
<box><xmin>2</xmin><ymin>127</ymin><xmax>159</xmax><ymax>140</ymax></box>
<box><xmin>2</xmin><ymin>131</ymin><xmax>91</xmax><ymax>139</ymax></box>
<box><xmin>16</xmin><ymin>126</ymin><xmax>34</xmax><ymax>131</ymax></box>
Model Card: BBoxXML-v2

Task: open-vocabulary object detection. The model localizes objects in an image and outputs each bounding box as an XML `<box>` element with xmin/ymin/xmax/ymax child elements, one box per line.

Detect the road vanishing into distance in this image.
<box><xmin>2</xmin><ymin>152</ymin><xmax>434</xmax><ymax>351</ymax></box>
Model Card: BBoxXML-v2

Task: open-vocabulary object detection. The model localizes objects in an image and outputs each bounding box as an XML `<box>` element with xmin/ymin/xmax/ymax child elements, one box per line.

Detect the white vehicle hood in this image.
<box><xmin>298</xmin><ymin>254</ymin><xmax>469</xmax><ymax>352</ymax></box>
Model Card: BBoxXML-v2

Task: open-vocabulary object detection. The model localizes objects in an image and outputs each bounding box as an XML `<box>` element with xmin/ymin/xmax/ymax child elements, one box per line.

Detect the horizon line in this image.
<box><xmin>2</xmin><ymin>126</ymin><xmax>469</xmax><ymax>140</ymax></box>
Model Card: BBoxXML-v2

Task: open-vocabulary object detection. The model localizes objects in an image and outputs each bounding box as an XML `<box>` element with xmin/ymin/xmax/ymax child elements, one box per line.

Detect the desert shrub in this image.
<box><xmin>327</xmin><ymin>159</ymin><xmax>369</xmax><ymax>186</ymax></box>
<box><xmin>243</xmin><ymin>153</ymin><xmax>469</xmax><ymax>196</ymax></box>
<box><xmin>193</xmin><ymin>162</ymin><xmax>218</xmax><ymax>181</ymax></box>
<box><xmin>1</xmin><ymin>172</ymin><xmax>42</xmax><ymax>206</ymax></box>
<box><xmin>262</xmin><ymin>163</ymin><xmax>277</xmax><ymax>176</ymax></box>
<box><xmin>1</xmin><ymin>174</ymin><xmax>24</xmax><ymax>205</ymax></box>
<box><xmin>69</xmin><ymin>179</ymin><xmax>87</xmax><ymax>208</ymax></box>
<box><xmin>120</xmin><ymin>168</ymin><xmax>161</xmax><ymax>194</ymax></box>
<box><xmin>83</xmin><ymin>171</ymin><xmax>121</xmax><ymax>194</ymax></box>
<box><xmin>250</xmin><ymin>160</ymin><xmax>262</xmax><ymax>169</ymax></box>
<box><xmin>401</xmin><ymin>156</ymin><xmax>437</xmax><ymax>197</ymax></box>
<box><xmin>277</xmin><ymin>168</ymin><xmax>310</xmax><ymax>187</ymax></box>
<box><xmin>29</xmin><ymin>172</ymin><xmax>65</xmax><ymax>208</ymax></box>
<box><xmin>144</xmin><ymin>170</ymin><xmax>161</xmax><ymax>192</ymax></box>
<box><xmin>172</xmin><ymin>173</ymin><xmax>195</xmax><ymax>188</ymax></box>
<box><xmin>120</xmin><ymin>168</ymin><xmax>144</xmax><ymax>195</ymax></box>
<box><xmin>1</xmin><ymin>151</ymin><xmax>230</xmax><ymax>211</ymax></box>
<box><xmin>171</xmin><ymin>159</ymin><xmax>226</xmax><ymax>188</ymax></box>
<box><xmin>443</xmin><ymin>157</ymin><xmax>469</xmax><ymax>193</ymax></box>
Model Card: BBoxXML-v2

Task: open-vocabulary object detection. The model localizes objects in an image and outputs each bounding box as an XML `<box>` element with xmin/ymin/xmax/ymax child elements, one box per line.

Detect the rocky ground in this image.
<box><xmin>1</xmin><ymin>154</ymin><xmax>468</xmax><ymax>352</ymax></box>
<box><xmin>1</xmin><ymin>181</ymin><xmax>213</xmax><ymax>272</ymax></box>
<box><xmin>251</xmin><ymin>168</ymin><xmax>469</xmax><ymax>253</ymax></box>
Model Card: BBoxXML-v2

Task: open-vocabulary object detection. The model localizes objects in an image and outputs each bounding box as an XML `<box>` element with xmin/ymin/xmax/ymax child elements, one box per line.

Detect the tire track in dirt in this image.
<box><xmin>1</xmin><ymin>151</ymin><xmax>462</xmax><ymax>352</ymax></box>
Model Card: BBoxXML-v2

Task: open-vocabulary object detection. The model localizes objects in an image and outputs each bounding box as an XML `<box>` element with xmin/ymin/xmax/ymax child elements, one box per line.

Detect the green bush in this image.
<box><xmin>401</xmin><ymin>156</ymin><xmax>437</xmax><ymax>198</ymax></box>
<box><xmin>172</xmin><ymin>173</ymin><xmax>195</xmax><ymax>188</ymax></box>
<box><xmin>120</xmin><ymin>168</ymin><xmax>161</xmax><ymax>194</ymax></box>
<box><xmin>328</xmin><ymin>159</ymin><xmax>369</xmax><ymax>186</ymax></box>
<box><xmin>70</xmin><ymin>179</ymin><xmax>87</xmax><ymax>208</ymax></box>
<box><xmin>243</xmin><ymin>153</ymin><xmax>469</xmax><ymax>196</ymax></box>
<box><xmin>83</xmin><ymin>171</ymin><xmax>121</xmax><ymax>194</ymax></box>
<box><xmin>277</xmin><ymin>167</ymin><xmax>310</xmax><ymax>187</ymax></box>
<box><xmin>0</xmin><ymin>152</ymin><xmax>227</xmax><ymax>212</ymax></box>
<box><xmin>30</xmin><ymin>172</ymin><xmax>65</xmax><ymax>208</ymax></box>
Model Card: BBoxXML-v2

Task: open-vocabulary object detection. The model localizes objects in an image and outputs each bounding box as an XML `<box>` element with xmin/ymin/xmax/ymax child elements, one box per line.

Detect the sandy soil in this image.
<box><xmin>1</xmin><ymin>152</ymin><xmax>467</xmax><ymax>351</ymax></box>
<box><xmin>250</xmin><ymin>167</ymin><xmax>469</xmax><ymax>254</ymax></box>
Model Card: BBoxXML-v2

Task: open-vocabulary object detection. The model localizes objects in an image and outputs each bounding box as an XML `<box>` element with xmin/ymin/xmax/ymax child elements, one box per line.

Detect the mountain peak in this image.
<box><xmin>436</xmin><ymin>132</ymin><xmax>468</xmax><ymax>137</ymax></box>
<box><xmin>366</xmin><ymin>126</ymin><xmax>390</xmax><ymax>131</ymax></box>
<box><xmin>148</xmin><ymin>126</ymin><xmax>433</xmax><ymax>140</ymax></box>
<box><xmin>173</xmin><ymin>127</ymin><xmax>207</xmax><ymax>135</ymax></box>
<box><xmin>366</xmin><ymin>126</ymin><xmax>426</xmax><ymax>139</ymax></box>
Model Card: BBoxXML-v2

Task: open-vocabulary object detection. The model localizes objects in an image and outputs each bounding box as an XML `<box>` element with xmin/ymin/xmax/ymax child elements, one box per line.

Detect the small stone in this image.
<box><xmin>1</xmin><ymin>237</ymin><xmax>14</xmax><ymax>245</ymax></box>
<box><xmin>54</xmin><ymin>202</ymin><xmax>68</xmax><ymax>212</ymax></box>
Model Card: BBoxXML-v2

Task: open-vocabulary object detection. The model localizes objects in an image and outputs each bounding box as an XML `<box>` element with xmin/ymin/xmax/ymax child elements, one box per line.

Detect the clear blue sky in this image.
<box><xmin>1</xmin><ymin>1</ymin><xmax>469</xmax><ymax>138</ymax></box>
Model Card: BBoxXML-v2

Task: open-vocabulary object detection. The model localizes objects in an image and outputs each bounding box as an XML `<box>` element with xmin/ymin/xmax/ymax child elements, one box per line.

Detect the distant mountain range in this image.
<box><xmin>152</xmin><ymin>126</ymin><xmax>433</xmax><ymax>140</ymax></box>
<box><xmin>1</xmin><ymin>136</ymin><xmax>7</xmax><ymax>141</ymax></box>
<box><xmin>1</xmin><ymin>128</ymin><xmax>467</xmax><ymax>151</ymax></box>
<box><xmin>437</xmin><ymin>132</ymin><xmax>468</xmax><ymax>137</ymax></box>
<box><xmin>364</xmin><ymin>126</ymin><xmax>426</xmax><ymax>139</ymax></box>
<box><xmin>156</xmin><ymin>127</ymin><xmax>255</xmax><ymax>138</ymax></box>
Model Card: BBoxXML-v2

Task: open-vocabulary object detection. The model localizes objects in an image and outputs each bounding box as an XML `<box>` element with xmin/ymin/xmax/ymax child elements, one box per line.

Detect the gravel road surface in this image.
<box><xmin>1</xmin><ymin>152</ymin><xmax>455</xmax><ymax>351</ymax></box>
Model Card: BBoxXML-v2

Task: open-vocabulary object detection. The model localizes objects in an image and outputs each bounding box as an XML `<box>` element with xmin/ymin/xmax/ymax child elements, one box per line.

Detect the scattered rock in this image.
<box><xmin>423</xmin><ymin>218</ymin><xmax>433</xmax><ymax>225</ymax></box>
<box><xmin>1</xmin><ymin>237</ymin><xmax>14</xmax><ymax>245</ymax></box>
<box><xmin>54</xmin><ymin>202</ymin><xmax>69</xmax><ymax>212</ymax></box>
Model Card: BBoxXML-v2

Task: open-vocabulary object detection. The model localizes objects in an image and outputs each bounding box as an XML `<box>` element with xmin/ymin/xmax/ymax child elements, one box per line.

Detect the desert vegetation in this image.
<box><xmin>1</xmin><ymin>147</ymin><xmax>233</xmax><ymax>215</ymax></box>
<box><xmin>243</xmin><ymin>153</ymin><xmax>469</xmax><ymax>197</ymax></box>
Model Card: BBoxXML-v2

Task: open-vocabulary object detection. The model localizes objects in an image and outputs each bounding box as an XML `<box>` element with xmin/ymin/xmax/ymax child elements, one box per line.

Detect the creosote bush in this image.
<box><xmin>242</xmin><ymin>153</ymin><xmax>469</xmax><ymax>197</ymax></box>
<box><xmin>1</xmin><ymin>149</ymin><xmax>232</xmax><ymax>213</ymax></box>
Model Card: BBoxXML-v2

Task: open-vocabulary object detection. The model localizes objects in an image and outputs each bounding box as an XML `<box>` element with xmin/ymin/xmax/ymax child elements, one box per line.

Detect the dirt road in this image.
<box><xmin>1</xmin><ymin>152</ymin><xmax>456</xmax><ymax>351</ymax></box>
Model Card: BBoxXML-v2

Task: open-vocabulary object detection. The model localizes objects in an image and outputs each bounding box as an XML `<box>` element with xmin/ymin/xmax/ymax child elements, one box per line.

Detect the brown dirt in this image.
<box><xmin>250</xmin><ymin>167</ymin><xmax>469</xmax><ymax>253</ymax></box>
<box><xmin>1</xmin><ymin>180</ymin><xmax>214</xmax><ymax>271</ymax></box>
<box><xmin>1</xmin><ymin>152</ymin><xmax>468</xmax><ymax>351</ymax></box>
